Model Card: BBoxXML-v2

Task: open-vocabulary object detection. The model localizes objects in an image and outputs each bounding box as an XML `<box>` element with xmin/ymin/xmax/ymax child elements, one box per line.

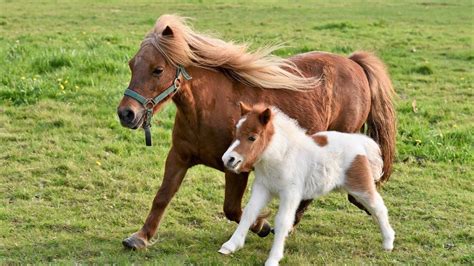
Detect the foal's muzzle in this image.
<box><xmin>226</xmin><ymin>156</ymin><xmax>242</xmax><ymax>169</ymax></box>
<box><xmin>222</xmin><ymin>152</ymin><xmax>243</xmax><ymax>173</ymax></box>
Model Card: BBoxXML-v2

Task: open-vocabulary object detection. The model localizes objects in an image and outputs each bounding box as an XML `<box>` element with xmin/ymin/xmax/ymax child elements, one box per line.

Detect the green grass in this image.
<box><xmin>1</xmin><ymin>0</ymin><xmax>473</xmax><ymax>264</ymax></box>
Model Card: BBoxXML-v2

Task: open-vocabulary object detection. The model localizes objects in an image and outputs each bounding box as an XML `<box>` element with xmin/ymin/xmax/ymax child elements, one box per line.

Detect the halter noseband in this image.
<box><xmin>124</xmin><ymin>65</ymin><xmax>192</xmax><ymax>146</ymax></box>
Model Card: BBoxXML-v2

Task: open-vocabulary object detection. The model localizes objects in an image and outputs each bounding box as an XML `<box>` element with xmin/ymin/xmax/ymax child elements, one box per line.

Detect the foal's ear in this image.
<box><xmin>259</xmin><ymin>108</ymin><xmax>272</xmax><ymax>125</ymax></box>
<box><xmin>239</xmin><ymin>102</ymin><xmax>251</xmax><ymax>116</ymax></box>
<box><xmin>162</xmin><ymin>26</ymin><xmax>174</xmax><ymax>37</ymax></box>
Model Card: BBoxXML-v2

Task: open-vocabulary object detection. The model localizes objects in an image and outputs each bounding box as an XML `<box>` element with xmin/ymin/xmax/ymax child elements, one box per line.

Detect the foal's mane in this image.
<box><xmin>142</xmin><ymin>14</ymin><xmax>319</xmax><ymax>91</ymax></box>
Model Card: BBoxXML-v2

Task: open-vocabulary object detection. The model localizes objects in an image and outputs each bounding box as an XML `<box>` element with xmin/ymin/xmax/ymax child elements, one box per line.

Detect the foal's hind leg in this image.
<box><xmin>345</xmin><ymin>155</ymin><xmax>395</xmax><ymax>250</ymax></box>
<box><xmin>350</xmin><ymin>191</ymin><xmax>395</xmax><ymax>251</ymax></box>
<box><xmin>223</xmin><ymin>172</ymin><xmax>272</xmax><ymax>237</ymax></box>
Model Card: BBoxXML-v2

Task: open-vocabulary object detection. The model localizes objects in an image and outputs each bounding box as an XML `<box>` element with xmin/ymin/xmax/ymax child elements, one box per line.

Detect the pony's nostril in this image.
<box><xmin>124</xmin><ymin>109</ymin><xmax>134</xmax><ymax>122</ymax></box>
<box><xmin>118</xmin><ymin>108</ymin><xmax>135</xmax><ymax>124</ymax></box>
<box><xmin>228</xmin><ymin>157</ymin><xmax>235</xmax><ymax>164</ymax></box>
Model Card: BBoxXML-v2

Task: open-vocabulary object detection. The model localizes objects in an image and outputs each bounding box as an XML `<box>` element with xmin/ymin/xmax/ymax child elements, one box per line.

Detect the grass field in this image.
<box><xmin>1</xmin><ymin>0</ymin><xmax>473</xmax><ymax>264</ymax></box>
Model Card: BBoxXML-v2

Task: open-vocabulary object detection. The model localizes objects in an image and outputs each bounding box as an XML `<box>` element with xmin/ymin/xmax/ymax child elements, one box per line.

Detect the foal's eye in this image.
<box><xmin>152</xmin><ymin>67</ymin><xmax>163</xmax><ymax>76</ymax></box>
<box><xmin>248</xmin><ymin>136</ymin><xmax>256</xmax><ymax>142</ymax></box>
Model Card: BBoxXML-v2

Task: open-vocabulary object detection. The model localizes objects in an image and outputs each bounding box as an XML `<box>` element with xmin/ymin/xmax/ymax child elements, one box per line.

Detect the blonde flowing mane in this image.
<box><xmin>141</xmin><ymin>14</ymin><xmax>319</xmax><ymax>91</ymax></box>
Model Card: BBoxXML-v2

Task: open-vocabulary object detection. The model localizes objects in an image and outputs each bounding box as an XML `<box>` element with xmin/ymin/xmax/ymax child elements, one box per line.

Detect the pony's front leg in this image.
<box><xmin>219</xmin><ymin>182</ymin><xmax>271</xmax><ymax>255</ymax></box>
<box><xmin>122</xmin><ymin>147</ymin><xmax>190</xmax><ymax>249</ymax></box>
<box><xmin>266</xmin><ymin>192</ymin><xmax>301</xmax><ymax>266</ymax></box>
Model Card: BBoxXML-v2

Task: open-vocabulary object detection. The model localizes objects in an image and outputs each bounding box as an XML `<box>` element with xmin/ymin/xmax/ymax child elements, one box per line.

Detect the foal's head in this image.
<box><xmin>222</xmin><ymin>103</ymin><xmax>275</xmax><ymax>173</ymax></box>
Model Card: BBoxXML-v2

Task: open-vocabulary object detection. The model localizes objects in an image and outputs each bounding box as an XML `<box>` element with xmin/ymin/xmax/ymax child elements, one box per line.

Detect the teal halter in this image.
<box><xmin>124</xmin><ymin>65</ymin><xmax>192</xmax><ymax>146</ymax></box>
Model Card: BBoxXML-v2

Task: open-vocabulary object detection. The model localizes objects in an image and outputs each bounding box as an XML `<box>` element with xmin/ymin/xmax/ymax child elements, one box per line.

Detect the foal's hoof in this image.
<box><xmin>218</xmin><ymin>246</ymin><xmax>233</xmax><ymax>255</ymax></box>
<box><xmin>257</xmin><ymin>222</ymin><xmax>272</xmax><ymax>238</ymax></box>
<box><xmin>122</xmin><ymin>233</ymin><xmax>148</xmax><ymax>250</ymax></box>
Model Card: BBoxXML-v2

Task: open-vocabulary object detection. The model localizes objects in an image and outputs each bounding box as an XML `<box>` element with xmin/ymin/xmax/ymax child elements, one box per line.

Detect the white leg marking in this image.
<box><xmin>351</xmin><ymin>192</ymin><xmax>395</xmax><ymax>251</ymax></box>
<box><xmin>371</xmin><ymin>192</ymin><xmax>395</xmax><ymax>251</ymax></box>
<box><xmin>219</xmin><ymin>182</ymin><xmax>271</xmax><ymax>255</ymax></box>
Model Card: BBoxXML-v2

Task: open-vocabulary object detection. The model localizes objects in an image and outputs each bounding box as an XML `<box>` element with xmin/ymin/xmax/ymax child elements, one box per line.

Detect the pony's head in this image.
<box><xmin>222</xmin><ymin>103</ymin><xmax>275</xmax><ymax>173</ymax></box>
<box><xmin>117</xmin><ymin>15</ymin><xmax>193</xmax><ymax>129</ymax></box>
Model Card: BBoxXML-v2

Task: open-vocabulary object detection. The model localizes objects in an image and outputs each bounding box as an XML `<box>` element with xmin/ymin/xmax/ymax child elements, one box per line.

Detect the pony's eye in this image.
<box><xmin>248</xmin><ymin>136</ymin><xmax>256</xmax><ymax>142</ymax></box>
<box><xmin>152</xmin><ymin>67</ymin><xmax>163</xmax><ymax>76</ymax></box>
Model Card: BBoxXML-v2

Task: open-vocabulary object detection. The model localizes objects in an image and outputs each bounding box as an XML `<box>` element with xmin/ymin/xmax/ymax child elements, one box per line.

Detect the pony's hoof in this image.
<box><xmin>257</xmin><ymin>222</ymin><xmax>272</xmax><ymax>238</ymax></box>
<box><xmin>122</xmin><ymin>233</ymin><xmax>148</xmax><ymax>250</ymax></box>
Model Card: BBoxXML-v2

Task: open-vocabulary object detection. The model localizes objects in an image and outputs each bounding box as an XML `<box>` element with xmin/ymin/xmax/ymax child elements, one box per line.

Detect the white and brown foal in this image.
<box><xmin>219</xmin><ymin>103</ymin><xmax>395</xmax><ymax>265</ymax></box>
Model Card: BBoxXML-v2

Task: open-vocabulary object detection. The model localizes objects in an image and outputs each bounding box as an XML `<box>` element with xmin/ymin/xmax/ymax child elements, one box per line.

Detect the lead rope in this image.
<box><xmin>144</xmin><ymin>109</ymin><xmax>153</xmax><ymax>146</ymax></box>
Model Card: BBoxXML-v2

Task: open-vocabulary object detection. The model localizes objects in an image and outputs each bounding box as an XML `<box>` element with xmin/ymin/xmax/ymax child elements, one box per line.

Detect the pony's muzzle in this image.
<box><xmin>118</xmin><ymin>106</ymin><xmax>140</xmax><ymax>129</ymax></box>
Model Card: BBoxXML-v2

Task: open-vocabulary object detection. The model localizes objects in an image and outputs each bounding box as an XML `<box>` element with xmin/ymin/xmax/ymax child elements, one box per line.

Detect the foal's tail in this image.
<box><xmin>361</xmin><ymin>137</ymin><xmax>384</xmax><ymax>183</ymax></box>
<box><xmin>349</xmin><ymin>52</ymin><xmax>396</xmax><ymax>184</ymax></box>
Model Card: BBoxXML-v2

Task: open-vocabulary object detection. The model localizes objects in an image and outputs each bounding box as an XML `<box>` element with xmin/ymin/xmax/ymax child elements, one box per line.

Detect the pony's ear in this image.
<box><xmin>259</xmin><ymin>108</ymin><xmax>272</xmax><ymax>125</ymax></box>
<box><xmin>239</xmin><ymin>102</ymin><xmax>251</xmax><ymax>116</ymax></box>
<box><xmin>162</xmin><ymin>26</ymin><xmax>174</xmax><ymax>37</ymax></box>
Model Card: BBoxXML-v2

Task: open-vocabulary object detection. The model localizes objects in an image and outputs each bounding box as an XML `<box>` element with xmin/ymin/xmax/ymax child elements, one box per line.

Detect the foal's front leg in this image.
<box><xmin>266</xmin><ymin>191</ymin><xmax>301</xmax><ymax>266</ymax></box>
<box><xmin>223</xmin><ymin>172</ymin><xmax>271</xmax><ymax>237</ymax></box>
<box><xmin>219</xmin><ymin>182</ymin><xmax>271</xmax><ymax>255</ymax></box>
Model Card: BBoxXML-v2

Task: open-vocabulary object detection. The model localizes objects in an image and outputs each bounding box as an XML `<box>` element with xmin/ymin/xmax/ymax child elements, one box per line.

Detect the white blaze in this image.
<box><xmin>222</xmin><ymin>140</ymin><xmax>244</xmax><ymax>173</ymax></box>
<box><xmin>236</xmin><ymin>116</ymin><xmax>247</xmax><ymax>129</ymax></box>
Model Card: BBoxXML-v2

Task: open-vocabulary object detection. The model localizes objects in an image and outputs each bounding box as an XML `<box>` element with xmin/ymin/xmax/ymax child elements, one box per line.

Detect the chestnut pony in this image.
<box><xmin>117</xmin><ymin>14</ymin><xmax>396</xmax><ymax>249</ymax></box>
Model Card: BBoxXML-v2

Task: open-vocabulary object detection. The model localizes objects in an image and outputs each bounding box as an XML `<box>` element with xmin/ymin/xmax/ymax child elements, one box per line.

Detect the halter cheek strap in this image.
<box><xmin>124</xmin><ymin>65</ymin><xmax>192</xmax><ymax>146</ymax></box>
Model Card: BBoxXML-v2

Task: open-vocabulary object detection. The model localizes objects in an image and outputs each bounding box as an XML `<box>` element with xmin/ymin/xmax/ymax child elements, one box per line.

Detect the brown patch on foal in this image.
<box><xmin>345</xmin><ymin>155</ymin><xmax>375</xmax><ymax>194</ymax></box>
<box><xmin>312</xmin><ymin>134</ymin><xmax>328</xmax><ymax>147</ymax></box>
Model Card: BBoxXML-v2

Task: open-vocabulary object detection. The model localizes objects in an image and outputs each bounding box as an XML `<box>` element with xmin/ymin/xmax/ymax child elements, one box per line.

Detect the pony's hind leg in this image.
<box><xmin>348</xmin><ymin>194</ymin><xmax>371</xmax><ymax>215</ymax></box>
<box><xmin>293</xmin><ymin>199</ymin><xmax>313</xmax><ymax>228</ymax></box>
